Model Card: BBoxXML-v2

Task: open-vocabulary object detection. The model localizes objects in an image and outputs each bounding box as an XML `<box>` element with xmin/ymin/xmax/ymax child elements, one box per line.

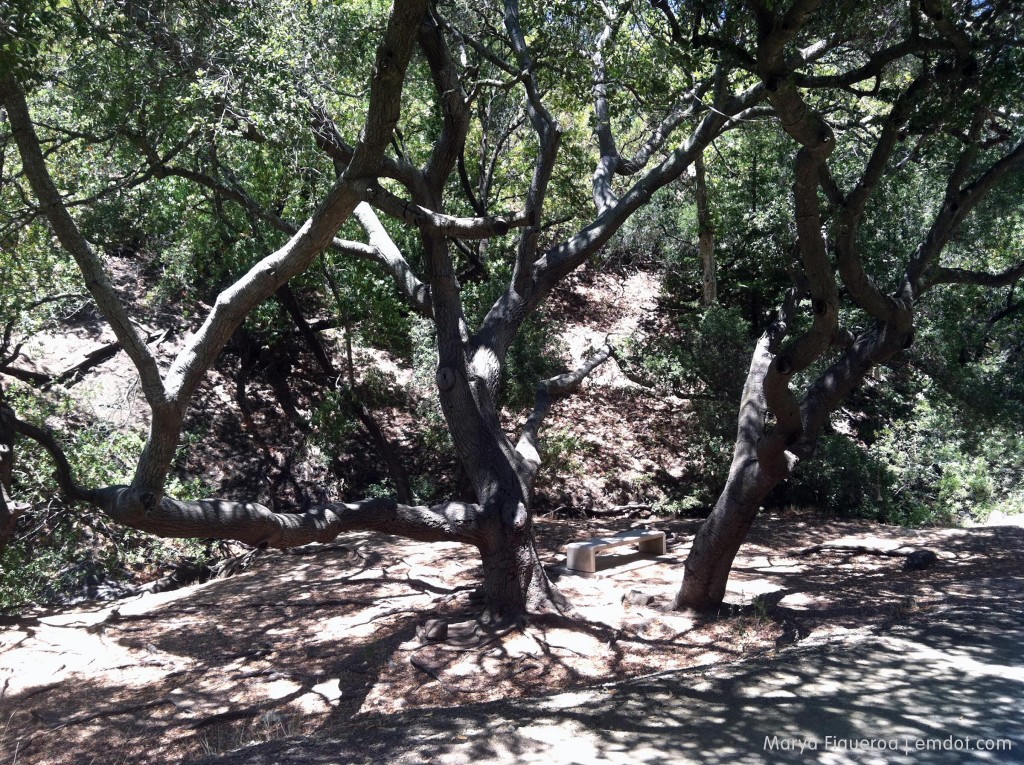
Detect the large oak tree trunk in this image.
<box><xmin>436</xmin><ymin>380</ymin><xmax>570</xmax><ymax>618</ymax></box>
<box><xmin>478</xmin><ymin>519</ymin><xmax>572</xmax><ymax>620</ymax></box>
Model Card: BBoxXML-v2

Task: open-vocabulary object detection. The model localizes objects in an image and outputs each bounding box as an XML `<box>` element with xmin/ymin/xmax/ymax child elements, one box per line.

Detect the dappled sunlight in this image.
<box><xmin>2</xmin><ymin>514</ymin><xmax>1023</xmax><ymax>764</ymax></box>
<box><xmin>0</xmin><ymin>536</ymin><xmax>481</xmax><ymax>763</ymax></box>
<box><xmin>252</xmin><ymin>617</ymin><xmax>1021</xmax><ymax>764</ymax></box>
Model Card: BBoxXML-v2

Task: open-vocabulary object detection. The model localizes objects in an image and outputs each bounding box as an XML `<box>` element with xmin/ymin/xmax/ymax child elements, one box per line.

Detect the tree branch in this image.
<box><xmin>0</xmin><ymin>391</ymin><xmax>482</xmax><ymax>549</ymax></box>
<box><xmin>504</xmin><ymin>0</ymin><xmax>562</xmax><ymax>294</ymax></box>
<box><xmin>919</xmin><ymin>0</ymin><xmax>975</xmax><ymax>62</ymax></box>
<box><xmin>625</xmin><ymin>92</ymin><xmax>705</xmax><ymax>174</ymax></box>
<box><xmin>650</xmin><ymin>0</ymin><xmax>685</xmax><ymax>45</ymax></box>
<box><xmin>538</xmin><ymin>79</ymin><xmax>767</xmax><ymax>287</ymax></box>
<box><xmin>474</xmin><ymin>78</ymin><xmax>766</xmax><ymax>365</ymax></box>
<box><xmin>310</xmin><ymin>104</ymin><xmax>419</xmax><ymax>189</ymax></box>
<box><xmin>153</xmin><ymin>163</ymin><xmax>432</xmax><ymax>315</ymax></box>
<box><xmin>591</xmin><ymin>9</ymin><xmax>624</xmax><ymax>215</ymax></box>
<box><xmin>832</xmin><ymin>72</ymin><xmax>933</xmax><ymax>323</ymax></box>
<box><xmin>363</xmin><ymin>181</ymin><xmax>528</xmax><ymax>239</ymax></box>
<box><xmin>754</xmin><ymin>4</ymin><xmax>844</xmax><ymax>459</ymax></box>
<box><xmin>0</xmin><ymin>75</ymin><xmax>168</xmax><ymax>411</ymax></box>
<box><xmin>352</xmin><ymin>202</ymin><xmax>433</xmax><ymax>316</ymax></box>
<box><xmin>793</xmin><ymin>38</ymin><xmax>951</xmax><ymax>89</ymax></box>
<box><xmin>420</xmin><ymin>7</ymin><xmax>472</xmax><ymax>193</ymax></box>
<box><xmin>143</xmin><ymin>0</ymin><xmax>428</xmax><ymax>492</ymax></box>
<box><xmin>0</xmin><ymin>398</ymin><xmax>94</xmax><ymax>504</ymax></box>
<box><xmin>907</xmin><ymin>138</ymin><xmax>1024</xmax><ymax>298</ymax></box>
<box><xmin>925</xmin><ymin>260</ymin><xmax>1024</xmax><ymax>290</ymax></box>
<box><xmin>0</xmin><ymin>394</ymin><xmax>27</xmax><ymax>549</ymax></box>
<box><xmin>91</xmin><ymin>490</ymin><xmax>486</xmax><ymax>549</ymax></box>
<box><xmin>515</xmin><ymin>343</ymin><xmax>613</xmax><ymax>479</ymax></box>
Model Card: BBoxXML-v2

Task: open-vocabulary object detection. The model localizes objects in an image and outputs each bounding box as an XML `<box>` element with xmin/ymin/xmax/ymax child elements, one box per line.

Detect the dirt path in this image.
<box><xmin>2</xmin><ymin>513</ymin><xmax>1023</xmax><ymax>764</ymax></box>
<box><xmin>185</xmin><ymin>580</ymin><xmax>1024</xmax><ymax>765</ymax></box>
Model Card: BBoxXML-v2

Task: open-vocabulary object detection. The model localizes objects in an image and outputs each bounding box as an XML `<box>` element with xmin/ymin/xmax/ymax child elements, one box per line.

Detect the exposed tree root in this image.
<box><xmin>30</xmin><ymin>698</ymin><xmax>174</xmax><ymax>729</ymax></box>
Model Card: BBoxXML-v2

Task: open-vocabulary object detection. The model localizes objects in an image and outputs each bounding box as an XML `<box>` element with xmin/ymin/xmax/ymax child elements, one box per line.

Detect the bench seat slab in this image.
<box><xmin>566</xmin><ymin>530</ymin><xmax>667</xmax><ymax>573</ymax></box>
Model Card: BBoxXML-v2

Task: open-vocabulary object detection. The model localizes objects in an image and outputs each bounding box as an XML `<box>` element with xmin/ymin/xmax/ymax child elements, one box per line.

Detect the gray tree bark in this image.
<box><xmin>694</xmin><ymin>153</ymin><xmax>716</xmax><ymax>307</ymax></box>
<box><xmin>676</xmin><ymin>0</ymin><xmax>1024</xmax><ymax>611</ymax></box>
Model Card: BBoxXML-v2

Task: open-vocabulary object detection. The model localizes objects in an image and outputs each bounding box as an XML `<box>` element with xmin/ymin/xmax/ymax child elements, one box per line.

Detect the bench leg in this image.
<box><xmin>638</xmin><ymin>534</ymin><xmax>666</xmax><ymax>555</ymax></box>
<box><xmin>566</xmin><ymin>544</ymin><xmax>597</xmax><ymax>573</ymax></box>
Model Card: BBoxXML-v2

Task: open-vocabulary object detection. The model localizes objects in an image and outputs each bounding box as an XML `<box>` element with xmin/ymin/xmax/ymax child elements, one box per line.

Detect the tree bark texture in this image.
<box><xmin>674</xmin><ymin>333</ymin><xmax>785</xmax><ymax>609</ymax></box>
<box><xmin>478</xmin><ymin>525</ymin><xmax>573</xmax><ymax>618</ymax></box>
<box><xmin>694</xmin><ymin>152</ymin><xmax>716</xmax><ymax>306</ymax></box>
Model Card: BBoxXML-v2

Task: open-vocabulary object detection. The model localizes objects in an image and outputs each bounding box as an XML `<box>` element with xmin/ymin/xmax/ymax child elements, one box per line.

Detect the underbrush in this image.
<box><xmin>1</xmin><ymin>383</ymin><xmax>214</xmax><ymax>612</ymax></box>
<box><xmin>780</xmin><ymin>388</ymin><xmax>1024</xmax><ymax>526</ymax></box>
<box><xmin>620</xmin><ymin>304</ymin><xmax>1024</xmax><ymax>528</ymax></box>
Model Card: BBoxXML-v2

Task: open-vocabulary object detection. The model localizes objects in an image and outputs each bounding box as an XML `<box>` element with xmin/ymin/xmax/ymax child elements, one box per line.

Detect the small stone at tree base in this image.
<box><xmin>417</xmin><ymin>618</ymin><xmax>449</xmax><ymax>642</ymax></box>
<box><xmin>904</xmin><ymin>549</ymin><xmax>938</xmax><ymax>571</ymax></box>
<box><xmin>623</xmin><ymin>589</ymin><xmax>655</xmax><ymax>606</ymax></box>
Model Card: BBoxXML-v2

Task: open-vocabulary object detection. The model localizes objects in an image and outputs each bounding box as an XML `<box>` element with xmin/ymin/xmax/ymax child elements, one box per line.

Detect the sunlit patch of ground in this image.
<box><xmin>3</xmin><ymin>513</ymin><xmax>1022</xmax><ymax>764</ymax></box>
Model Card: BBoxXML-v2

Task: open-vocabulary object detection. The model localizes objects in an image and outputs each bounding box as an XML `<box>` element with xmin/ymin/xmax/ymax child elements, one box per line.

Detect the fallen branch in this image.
<box><xmin>796</xmin><ymin>543</ymin><xmax>911</xmax><ymax>558</ymax></box>
<box><xmin>0</xmin><ymin>329</ymin><xmax>168</xmax><ymax>389</ymax></box>
<box><xmin>586</xmin><ymin>503</ymin><xmax>651</xmax><ymax>517</ymax></box>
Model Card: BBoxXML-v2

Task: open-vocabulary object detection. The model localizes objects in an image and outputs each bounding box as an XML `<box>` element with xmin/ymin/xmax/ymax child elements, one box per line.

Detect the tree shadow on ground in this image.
<box><xmin>3</xmin><ymin>518</ymin><xmax>1023</xmax><ymax>765</ymax></box>
<box><xmin>181</xmin><ymin>569</ymin><xmax>1024</xmax><ymax>764</ymax></box>
<box><xmin>0</xmin><ymin>535</ymin><xmax>481</xmax><ymax>763</ymax></box>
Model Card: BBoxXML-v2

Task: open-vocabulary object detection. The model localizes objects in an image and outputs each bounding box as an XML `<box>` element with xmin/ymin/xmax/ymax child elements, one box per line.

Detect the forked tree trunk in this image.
<box><xmin>439</xmin><ymin>397</ymin><xmax>571</xmax><ymax>619</ymax></box>
<box><xmin>675</xmin><ymin>318</ymin><xmax>911</xmax><ymax>611</ymax></box>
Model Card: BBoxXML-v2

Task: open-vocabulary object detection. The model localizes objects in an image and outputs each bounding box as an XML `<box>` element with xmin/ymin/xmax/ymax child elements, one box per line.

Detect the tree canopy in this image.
<box><xmin>1</xmin><ymin>0</ymin><xmax>1022</xmax><ymax>617</ymax></box>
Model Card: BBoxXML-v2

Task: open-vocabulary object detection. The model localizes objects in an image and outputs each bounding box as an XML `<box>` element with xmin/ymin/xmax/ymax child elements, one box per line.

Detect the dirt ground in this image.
<box><xmin>3</xmin><ymin>511</ymin><xmax>1022</xmax><ymax>765</ymax></box>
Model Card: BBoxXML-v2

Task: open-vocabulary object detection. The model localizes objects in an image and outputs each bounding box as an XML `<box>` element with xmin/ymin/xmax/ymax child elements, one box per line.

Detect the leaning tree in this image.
<box><xmin>1</xmin><ymin>0</ymin><xmax>771</xmax><ymax>618</ymax></box>
<box><xmin>674</xmin><ymin>0</ymin><xmax>1024</xmax><ymax>609</ymax></box>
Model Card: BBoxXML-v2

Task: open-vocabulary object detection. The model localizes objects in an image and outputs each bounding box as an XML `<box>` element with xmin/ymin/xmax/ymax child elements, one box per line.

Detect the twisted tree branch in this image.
<box><xmin>515</xmin><ymin>342</ymin><xmax>614</xmax><ymax>479</ymax></box>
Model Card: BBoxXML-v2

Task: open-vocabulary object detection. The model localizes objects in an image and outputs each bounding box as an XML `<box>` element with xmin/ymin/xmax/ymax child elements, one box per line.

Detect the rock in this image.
<box><xmin>623</xmin><ymin>589</ymin><xmax>655</xmax><ymax>606</ymax></box>
<box><xmin>417</xmin><ymin>618</ymin><xmax>449</xmax><ymax>642</ymax></box>
<box><xmin>904</xmin><ymin>549</ymin><xmax>938</xmax><ymax>571</ymax></box>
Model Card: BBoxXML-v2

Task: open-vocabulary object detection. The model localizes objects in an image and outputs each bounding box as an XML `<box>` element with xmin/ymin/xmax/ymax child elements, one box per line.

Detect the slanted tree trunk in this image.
<box><xmin>675</xmin><ymin>319</ymin><xmax>915</xmax><ymax>610</ymax></box>
<box><xmin>674</xmin><ymin>334</ymin><xmax>785</xmax><ymax>609</ymax></box>
<box><xmin>677</xmin><ymin>6</ymin><xmax>871</xmax><ymax>611</ymax></box>
<box><xmin>676</xmin><ymin>462</ymin><xmax>775</xmax><ymax>610</ymax></box>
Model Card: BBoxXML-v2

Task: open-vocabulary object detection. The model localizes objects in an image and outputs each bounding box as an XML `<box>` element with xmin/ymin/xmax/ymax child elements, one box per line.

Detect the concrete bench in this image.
<box><xmin>566</xmin><ymin>528</ymin><xmax>667</xmax><ymax>573</ymax></box>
